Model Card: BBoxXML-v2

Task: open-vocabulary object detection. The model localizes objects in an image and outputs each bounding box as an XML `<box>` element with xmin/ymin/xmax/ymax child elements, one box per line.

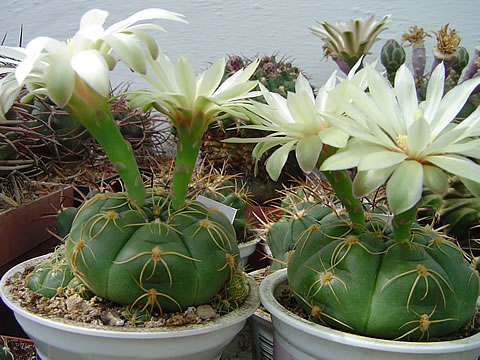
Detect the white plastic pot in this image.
<box><xmin>249</xmin><ymin>308</ymin><xmax>273</xmax><ymax>360</ymax></box>
<box><xmin>0</xmin><ymin>255</ymin><xmax>260</xmax><ymax>360</ymax></box>
<box><xmin>238</xmin><ymin>237</ymin><xmax>260</xmax><ymax>267</ymax></box>
<box><xmin>259</xmin><ymin>269</ymin><xmax>480</xmax><ymax>360</ymax></box>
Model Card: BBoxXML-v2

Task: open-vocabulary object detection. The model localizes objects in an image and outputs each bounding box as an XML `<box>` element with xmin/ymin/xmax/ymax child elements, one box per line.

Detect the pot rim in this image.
<box><xmin>259</xmin><ymin>268</ymin><xmax>480</xmax><ymax>354</ymax></box>
<box><xmin>1</xmin><ymin>254</ymin><xmax>260</xmax><ymax>339</ymax></box>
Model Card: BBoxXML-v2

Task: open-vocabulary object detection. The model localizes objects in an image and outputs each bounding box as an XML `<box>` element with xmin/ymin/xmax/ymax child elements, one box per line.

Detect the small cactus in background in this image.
<box><xmin>401</xmin><ymin>25</ymin><xmax>430</xmax><ymax>80</ymax></box>
<box><xmin>0</xmin><ymin>337</ymin><xmax>14</xmax><ymax>360</ymax></box>
<box><xmin>26</xmin><ymin>246</ymin><xmax>74</xmax><ymax>298</ymax></box>
<box><xmin>188</xmin><ymin>163</ymin><xmax>254</xmax><ymax>244</ymax></box>
<box><xmin>311</xmin><ymin>14</ymin><xmax>391</xmax><ymax>73</ymax></box>
<box><xmin>419</xmin><ymin>177</ymin><xmax>480</xmax><ymax>246</ymax></box>
<box><xmin>431</xmin><ymin>24</ymin><xmax>461</xmax><ymax>77</ymax></box>
<box><xmin>381</xmin><ymin>39</ymin><xmax>406</xmax><ymax>83</ymax></box>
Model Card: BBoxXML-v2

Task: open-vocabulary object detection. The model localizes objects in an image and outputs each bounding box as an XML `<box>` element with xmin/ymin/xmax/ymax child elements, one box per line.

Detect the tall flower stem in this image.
<box><xmin>322</xmin><ymin>170</ymin><xmax>365</xmax><ymax>230</ymax></box>
<box><xmin>171</xmin><ymin>134</ymin><xmax>201</xmax><ymax>210</ymax></box>
<box><xmin>392</xmin><ymin>202</ymin><xmax>419</xmax><ymax>242</ymax></box>
<box><xmin>66</xmin><ymin>77</ymin><xmax>145</xmax><ymax>206</ymax></box>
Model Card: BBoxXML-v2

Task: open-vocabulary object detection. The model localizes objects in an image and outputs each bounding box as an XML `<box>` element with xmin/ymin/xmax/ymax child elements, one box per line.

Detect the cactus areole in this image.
<box><xmin>287</xmin><ymin>211</ymin><xmax>479</xmax><ymax>340</ymax></box>
<box><xmin>65</xmin><ymin>189</ymin><xmax>240</xmax><ymax>312</ymax></box>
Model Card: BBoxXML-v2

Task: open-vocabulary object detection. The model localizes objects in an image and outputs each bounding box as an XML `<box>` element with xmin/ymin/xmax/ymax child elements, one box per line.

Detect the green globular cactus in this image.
<box><xmin>212</xmin><ymin>270</ymin><xmax>250</xmax><ymax>314</ymax></box>
<box><xmin>445</xmin><ymin>46</ymin><xmax>470</xmax><ymax>91</ymax></box>
<box><xmin>381</xmin><ymin>39</ymin><xmax>406</xmax><ymax>84</ymax></box>
<box><xmin>266</xmin><ymin>204</ymin><xmax>331</xmax><ymax>270</ymax></box>
<box><xmin>190</xmin><ymin>171</ymin><xmax>253</xmax><ymax>244</ymax></box>
<box><xmin>56</xmin><ymin>206</ymin><xmax>80</xmax><ymax>239</ymax></box>
<box><xmin>288</xmin><ymin>214</ymin><xmax>479</xmax><ymax>340</ymax></box>
<box><xmin>65</xmin><ymin>189</ymin><xmax>240</xmax><ymax>313</ymax></box>
<box><xmin>26</xmin><ymin>247</ymin><xmax>74</xmax><ymax>298</ymax></box>
<box><xmin>419</xmin><ymin>177</ymin><xmax>480</xmax><ymax>244</ymax></box>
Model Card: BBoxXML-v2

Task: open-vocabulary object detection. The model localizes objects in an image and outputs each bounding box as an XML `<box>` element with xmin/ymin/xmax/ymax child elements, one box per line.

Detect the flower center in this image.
<box><xmin>395</xmin><ymin>134</ymin><xmax>408</xmax><ymax>153</ymax></box>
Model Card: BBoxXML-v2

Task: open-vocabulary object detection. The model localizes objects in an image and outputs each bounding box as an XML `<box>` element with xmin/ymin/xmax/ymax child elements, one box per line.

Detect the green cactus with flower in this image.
<box><xmin>231</xmin><ymin>54</ymin><xmax>480</xmax><ymax>340</ymax></box>
<box><xmin>0</xmin><ymin>8</ymin><xmax>259</xmax><ymax>315</ymax></box>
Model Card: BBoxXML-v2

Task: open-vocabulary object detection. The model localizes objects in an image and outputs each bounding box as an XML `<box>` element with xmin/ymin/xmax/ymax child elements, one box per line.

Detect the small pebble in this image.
<box><xmin>196</xmin><ymin>304</ymin><xmax>216</xmax><ymax>320</ymax></box>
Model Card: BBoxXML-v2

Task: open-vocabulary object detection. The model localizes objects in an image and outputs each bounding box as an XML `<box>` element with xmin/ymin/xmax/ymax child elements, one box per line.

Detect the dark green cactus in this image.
<box><xmin>381</xmin><ymin>39</ymin><xmax>406</xmax><ymax>83</ymax></box>
<box><xmin>419</xmin><ymin>177</ymin><xmax>480</xmax><ymax>244</ymax></box>
<box><xmin>212</xmin><ymin>270</ymin><xmax>250</xmax><ymax>314</ymax></box>
<box><xmin>121</xmin><ymin>306</ymin><xmax>152</xmax><ymax>327</ymax></box>
<box><xmin>26</xmin><ymin>247</ymin><xmax>74</xmax><ymax>298</ymax></box>
<box><xmin>445</xmin><ymin>46</ymin><xmax>470</xmax><ymax>91</ymax></box>
<box><xmin>0</xmin><ymin>337</ymin><xmax>14</xmax><ymax>360</ymax></box>
<box><xmin>190</xmin><ymin>170</ymin><xmax>253</xmax><ymax>243</ymax></box>
<box><xmin>287</xmin><ymin>213</ymin><xmax>479</xmax><ymax>340</ymax></box>
<box><xmin>65</xmin><ymin>189</ymin><xmax>240</xmax><ymax>313</ymax></box>
<box><xmin>55</xmin><ymin>206</ymin><xmax>80</xmax><ymax>239</ymax></box>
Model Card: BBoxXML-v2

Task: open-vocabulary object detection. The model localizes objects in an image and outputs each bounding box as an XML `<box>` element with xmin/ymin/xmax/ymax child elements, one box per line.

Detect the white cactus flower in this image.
<box><xmin>225</xmin><ymin>63</ymin><xmax>367</xmax><ymax>182</ymax></box>
<box><xmin>321</xmin><ymin>62</ymin><xmax>480</xmax><ymax>215</ymax></box>
<box><xmin>0</xmin><ymin>8</ymin><xmax>186</xmax><ymax>117</ymax></box>
<box><xmin>311</xmin><ymin>14</ymin><xmax>390</xmax><ymax>68</ymax></box>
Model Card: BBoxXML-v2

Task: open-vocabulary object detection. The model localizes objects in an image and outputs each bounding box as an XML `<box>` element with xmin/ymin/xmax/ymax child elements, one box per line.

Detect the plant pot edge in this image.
<box><xmin>0</xmin><ymin>254</ymin><xmax>260</xmax><ymax>339</ymax></box>
<box><xmin>259</xmin><ymin>268</ymin><xmax>480</xmax><ymax>356</ymax></box>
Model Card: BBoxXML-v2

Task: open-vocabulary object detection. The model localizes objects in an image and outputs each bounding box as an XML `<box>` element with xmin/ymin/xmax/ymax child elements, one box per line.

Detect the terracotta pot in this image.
<box><xmin>0</xmin><ymin>185</ymin><xmax>73</xmax><ymax>267</ymax></box>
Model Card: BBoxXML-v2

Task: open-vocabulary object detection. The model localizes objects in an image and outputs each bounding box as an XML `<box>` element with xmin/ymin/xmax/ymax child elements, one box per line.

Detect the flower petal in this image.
<box><xmin>423</xmin><ymin>165</ymin><xmax>448</xmax><ymax>195</ymax></box>
<box><xmin>430</xmin><ymin>74</ymin><xmax>480</xmax><ymax>138</ymax></box>
<box><xmin>394</xmin><ymin>64</ymin><xmax>418</xmax><ymax>129</ymax></box>
<box><xmin>421</xmin><ymin>62</ymin><xmax>444</xmax><ymax>125</ymax></box>
<box><xmin>353</xmin><ymin>166</ymin><xmax>396</xmax><ymax>198</ymax></box>
<box><xmin>44</xmin><ymin>53</ymin><xmax>75</xmax><ymax>107</ymax></box>
<box><xmin>320</xmin><ymin>139</ymin><xmax>384</xmax><ymax>170</ymax></box>
<box><xmin>427</xmin><ymin>154</ymin><xmax>480</xmax><ymax>183</ymax></box>
<box><xmin>70</xmin><ymin>50</ymin><xmax>110</xmax><ymax>97</ymax></box>
<box><xmin>104</xmin><ymin>8</ymin><xmax>187</xmax><ymax>37</ymax></box>
<box><xmin>317</xmin><ymin>126</ymin><xmax>349</xmax><ymax>148</ymax></box>
<box><xmin>80</xmin><ymin>9</ymin><xmax>109</xmax><ymax>30</ymax></box>
<box><xmin>458</xmin><ymin>176</ymin><xmax>480</xmax><ymax>198</ymax></box>
<box><xmin>358</xmin><ymin>150</ymin><xmax>407</xmax><ymax>171</ymax></box>
<box><xmin>174</xmin><ymin>55</ymin><xmax>196</xmax><ymax>106</ymax></box>
<box><xmin>296</xmin><ymin>135</ymin><xmax>323</xmax><ymax>173</ymax></box>
<box><xmin>105</xmin><ymin>33</ymin><xmax>146</xmax><ymax>74</ymax></box>
<box><xmin>407</xmin><ymin>117</ymin><xmax>430</xmax><ymax>156</ymax></box>
<box><xmin>386</xmin><ymin>160</ymin><xmax>423</xmax><ymax>215</ymax></box>
<box><xmin>197</xmin><ymin>57</ymin><xmax>225</xmax><ymax>97</ymax></box>
<box><xmin>265</xmin><ymin>140</ymin><xmax>296</xmax><ymax>181</ymax></box>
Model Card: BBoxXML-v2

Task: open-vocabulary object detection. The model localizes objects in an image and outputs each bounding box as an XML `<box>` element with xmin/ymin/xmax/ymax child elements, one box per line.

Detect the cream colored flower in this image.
<box><xmin>127</xmin><ymin>52</ymin><xmax>260</xmax><ymax>208</ymax></box>
<box><xmin>321</xmin><ymin>62</ymin><xmax>480</xmax><ymax>215</ymax></box>
<box><xmin>0</xmin><ymin>8</ymin><xmax>186</xmax><ymax>116</ymax></box>
<box><xmin>225</xmin><ymin>63</ymin><xmax>367</xmax><ymax>181</ymax></box>
<box><xmin>311</xmin><ymin>14</ymin><xmax>390</xmax><ymax>68</ymax></box>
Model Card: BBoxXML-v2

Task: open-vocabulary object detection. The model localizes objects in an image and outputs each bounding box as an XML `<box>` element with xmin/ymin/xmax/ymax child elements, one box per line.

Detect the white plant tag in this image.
<box><xmin>196</xmin><ymin>195</ymin><xmax>237</xmax><ymax>224</ymax></box>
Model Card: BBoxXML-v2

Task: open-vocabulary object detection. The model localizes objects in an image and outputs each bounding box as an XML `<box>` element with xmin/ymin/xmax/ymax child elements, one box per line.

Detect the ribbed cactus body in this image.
<box><xmin>288</xmin><ymin>215</ymin><xmax>479</xmax><ymax>340</ymax></box>
<box><xmin>27</xmin><ymin>248</ymin><xmax>74</xmax><ymax>298</ymax></box>
<box><xmin>381</xmin><ymin>39</ymin><xmax>406</xmax><ymax>83</ymax></box>
<box><xmin>65</xmin><ymin>189</ymin><xmax>239</xmax><ymax>312</ymax></box>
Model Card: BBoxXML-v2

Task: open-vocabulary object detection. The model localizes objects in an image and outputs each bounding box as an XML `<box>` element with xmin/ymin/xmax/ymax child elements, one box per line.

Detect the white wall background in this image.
<box><xmin>2</xmin><ymin>0</ymin><xmax>479</xmax><ymax>89</ymax></box>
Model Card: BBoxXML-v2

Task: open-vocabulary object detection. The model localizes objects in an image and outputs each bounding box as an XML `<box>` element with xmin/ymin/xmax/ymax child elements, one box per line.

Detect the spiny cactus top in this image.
<box><xmin>65</xmin><ymin>189</ymin><xmax>240</xmax><ymax>312</ymax></box>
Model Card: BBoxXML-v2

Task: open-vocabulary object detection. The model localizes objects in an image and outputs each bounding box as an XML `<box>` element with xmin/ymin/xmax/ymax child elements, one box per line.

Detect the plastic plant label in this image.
<box><xmin>196</xmin><ymin>195</ymin><xmax>237</xmax><ymax>224</ymax></box>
